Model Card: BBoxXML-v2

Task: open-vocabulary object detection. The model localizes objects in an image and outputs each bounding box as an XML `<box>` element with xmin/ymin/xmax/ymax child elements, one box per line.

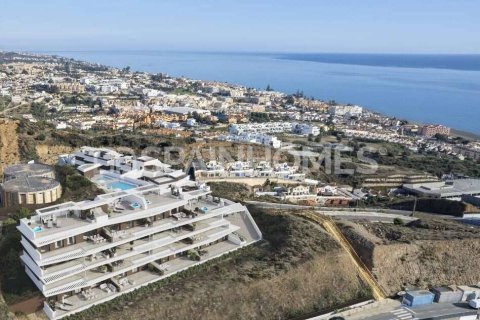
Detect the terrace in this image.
<box><xmin>43</xmin><ymin>224</ymin><xmax>239</xmax><ymax>296</ymax></box>
<box><xmin>41</xmin><ymin>216</ymin><xmax>229</xmax><ymax>280</ymax></box>
<box><xmin>19</xmin><ymin>184</ymin><xmax>213</xmax><ymax>246</ymax></box>
<box><xmin>47</xmin><ymin>239</ymin><xmax>244</xmax><ymax>319</ymax></box>
<box><xmin>38</xmin><ymin>197</ymin><xmax>232</xmax><ymax>266</ymax></box>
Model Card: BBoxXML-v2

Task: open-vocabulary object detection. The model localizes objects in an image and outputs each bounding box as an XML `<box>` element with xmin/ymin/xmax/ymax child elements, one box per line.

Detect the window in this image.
<box><xmin>55</xmin><ymin>240</ymin><xmax>63</xmax><ymax>249</ymax></box>
<box><xmin>66</xmin><ymin>236</ymin><xmax>76</xmax><ymax>245</ymax></box>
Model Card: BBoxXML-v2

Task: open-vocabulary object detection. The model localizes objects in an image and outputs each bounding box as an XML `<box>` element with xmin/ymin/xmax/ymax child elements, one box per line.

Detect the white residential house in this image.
<box><xmin>186</xmin><ymin>118</ymin><xmax>197</xmax><ymax>127</ymax></box>
<box><xmin>99</xmin><ymin>85</ymin><xmax>118</xmax><ymax>94</ymax></box>
<box><xmin>292</xmin><ymin>123</ymin><xmax>321</xmax><ymax>136</ymax></box>
<box><xmin>227</xmin><ymin>161</ymin><xmax>255</xmax><ymax>177</ymax></box>
<box><xmin>70</xmin><ymin>120</ymin><xmax>96</xmax><ymax>130</ymax></box>
<box><xmin>55</xmin><ymin>122</ymin><xmax>67</xmax><ymax>130</ymax></box>
<box><xmin>288</xmin><ymin>185</ymin><xmax>310</xmax><ymax>196</ymax></box>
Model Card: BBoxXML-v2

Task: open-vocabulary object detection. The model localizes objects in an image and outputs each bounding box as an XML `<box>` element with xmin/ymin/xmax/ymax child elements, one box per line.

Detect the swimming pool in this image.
<box><xmin>107</xmin><ymin>181</ymin><xmax>137</xmax><ymax>191</ymax></box>
<box><xmin>92</xmin><ymin>174</ymin><xmax>139</xmax><ymax>191</ymax></box>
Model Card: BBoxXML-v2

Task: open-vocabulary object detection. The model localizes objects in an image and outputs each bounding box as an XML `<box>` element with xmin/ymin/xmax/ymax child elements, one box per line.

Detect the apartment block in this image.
<box><xmin>220</xmin><ymin>132</ymin><xmax>282</xmax><ymax>149</ymax></box>
<box><xmin>420</xmin><ymin>124</ymin><xmax>451</xmax><ymax>138</ymax></box>
<box><xmin>18</xmin><ymin>148</ymin><xmax>262</xmax><ymax>319</ymax></box>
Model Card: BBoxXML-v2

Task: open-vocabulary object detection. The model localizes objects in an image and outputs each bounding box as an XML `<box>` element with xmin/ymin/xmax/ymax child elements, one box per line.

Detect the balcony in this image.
<box><xmin>38</xmin><ymin>206</ymin><xmax>227</xmax><ymax>267</ymax></box>
<box><xmin>41</xmin><ymin>217</ymin><xmax>228</xmax><ymax>282</ymax></box>
<box><xmin>42</xmin><ymin>223</ymin><xmax>239</xmax><ymax>297</ymax></box>
<box><xmin>45</xmin><ymin>239</ymin><xmax>247</xmax><ymax>319</ymax></box>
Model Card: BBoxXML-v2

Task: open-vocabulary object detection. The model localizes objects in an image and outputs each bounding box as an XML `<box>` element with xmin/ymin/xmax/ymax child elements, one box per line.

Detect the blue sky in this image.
<box><xmin>1</xmin><ymin>0</ymin><xmax>479</xmax><ymax>53</ymax></box>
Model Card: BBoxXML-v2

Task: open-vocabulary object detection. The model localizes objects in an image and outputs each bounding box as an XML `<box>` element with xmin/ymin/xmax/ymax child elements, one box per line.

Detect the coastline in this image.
<box><xmin>9</xmin><ymin>50</ymin><xmax>480</xmax><ymax>139</ymax></box>
<box><xmin>450</xmin><ymin>129</ymin><xmax>480</xmax><ymax>141</ymax></box>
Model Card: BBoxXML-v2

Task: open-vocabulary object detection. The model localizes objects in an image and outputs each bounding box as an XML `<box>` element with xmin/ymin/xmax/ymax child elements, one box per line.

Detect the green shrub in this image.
<box><xmin>393</xmin><ymin>218</ymin><xmax>404</xmax><ymax>225</ymax></box>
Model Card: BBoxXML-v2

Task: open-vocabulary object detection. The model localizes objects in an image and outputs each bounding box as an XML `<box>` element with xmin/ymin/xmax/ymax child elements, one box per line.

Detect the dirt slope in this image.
<box><xmin>0</xmin><ymin>119</ymin><xmax>20</xmax><ymax>174</ymax></box>
<box><xmin>340</xmin><ymin>219</ymin><xmax>480</xmax><ymax>296</ymax></box>
<box><xmin>36</xmin><ymin>144</ymin><xmax>75</xmax><ymax>165</ymax></box>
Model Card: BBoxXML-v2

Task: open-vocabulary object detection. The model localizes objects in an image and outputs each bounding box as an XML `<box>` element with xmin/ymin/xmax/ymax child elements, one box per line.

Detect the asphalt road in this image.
<box><xmin>246</xmin><ymin>200</ymin><xmax>413</xmax><ymax>214</ymax></box>
<box><xmin>362</xmin><ymin>303</ymin><xmax>478</xmax><ymax>320</ymax></box>
<box><xmin>246</xmin><ymin>200</ymin><xmax>416</xmax><ymax>223</ymax></box>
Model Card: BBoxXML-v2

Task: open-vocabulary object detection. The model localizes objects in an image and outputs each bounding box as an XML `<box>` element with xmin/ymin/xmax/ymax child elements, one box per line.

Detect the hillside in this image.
<box><xmin>36</xmin><ymin>144</ymin><xmax>75</xmax><ymax>165</ymax></box>
<box><xmin>340</xmin><ymin>216</ymin><xmax>480</xmax><ymax>296</ymax></box>
<box><xmin>0</xmin><ymin>119</ymin><xmax>20</xmax><ymax>174</ymax></box>
<box><xmin>0</xmin><ymin>292</ymin><xmax>14</xmax><ymax>320</ymax></box>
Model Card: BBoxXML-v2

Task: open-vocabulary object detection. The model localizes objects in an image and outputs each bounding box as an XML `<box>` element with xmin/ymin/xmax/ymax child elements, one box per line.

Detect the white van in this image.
<box><xmin>468</xmin><ymin>299</ymin><xmax>480</xmax><ymax>309</ymax></box>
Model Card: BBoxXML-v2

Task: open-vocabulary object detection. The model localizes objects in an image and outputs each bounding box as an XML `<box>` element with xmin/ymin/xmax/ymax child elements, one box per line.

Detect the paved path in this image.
<box><xmin>361</xmin><ymin>302</ymin><xmax>477</xmax><ymax>320</ymax></box>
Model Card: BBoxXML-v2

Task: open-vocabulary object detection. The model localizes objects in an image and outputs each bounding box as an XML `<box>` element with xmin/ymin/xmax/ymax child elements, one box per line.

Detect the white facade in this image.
<box><xmin>192</xmin><ymin>160</ymin><xmax>310</xmax><ymax>182</ymax></box>
<box><xmin>55</xmin><ymin>122</ymin><xmax>67</xmax><ymax>130</ymax></box>
<box><xmin>70</xmin><ymin>120</ymin><xmax>96</xmax><ymax>130</ymax></box>
<box><xmin>229</xmin><ymin>122</ymin><xmax>292</xmax><ymax>135</ymax></box>
<box><xmin>328</xmin><ymin>105</ymin><xmax>363</xmax><ymax>116</ymax></box>
<box><xmin>220</xmin><ymin>132</ymin><xmax>282</xmax><ymax>149</ymax></box>
<box><xmin>292</xmin><ymin>123</ymin><xmax>321</xmax><ymax>136</ymax></box>
<box><xmin>20</xmin><ymin>147</ymin><xmax>262</xmax><ymax>320</ymax></box>
<box><xmin>186</xmin><ymin>118</ymin><xmax>196</xmax><ymax>127</ymax></box>
<box><xmin>229</xmin><ymin>122</ymin><xmax>320</xmax><ymax>138</ymax></box>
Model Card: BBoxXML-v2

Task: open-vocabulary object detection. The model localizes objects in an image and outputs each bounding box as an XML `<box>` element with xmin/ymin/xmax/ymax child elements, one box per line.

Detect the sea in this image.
<box><xmin>43</xmin><ymin>51</ymin><xmax>480</xmax><ymax>135</ymax></box>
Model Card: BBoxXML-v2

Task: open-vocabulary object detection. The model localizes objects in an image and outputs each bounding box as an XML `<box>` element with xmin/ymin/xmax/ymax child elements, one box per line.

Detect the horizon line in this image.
<box><xmin>4</xmin><ymin>49</ymin><xmax>480</xmax><ymax>56</ymax></box>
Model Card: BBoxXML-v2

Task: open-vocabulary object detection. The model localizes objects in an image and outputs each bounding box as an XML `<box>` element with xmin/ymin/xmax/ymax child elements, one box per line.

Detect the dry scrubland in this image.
<box><xmin>340</xmin><ymin>215</ymin><xmax>480</xmax><ymax>296</ymax></box>
<box><xmin>5</xmin><ymin>118</ymin><xmax>294</xmax><ymax>167</ymax></box>
<box><xmin>0</xmin><ymin>294</ymin><xmax>14</xmax><ymax>320</ymax></box>
<box><xmin>65</xmin><ymin>208</ymin><xmax>370</xmax><ymax>320</ymax></box>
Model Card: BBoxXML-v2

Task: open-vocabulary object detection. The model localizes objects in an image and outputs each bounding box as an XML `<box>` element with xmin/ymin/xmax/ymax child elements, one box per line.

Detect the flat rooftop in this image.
<box><xmin>24</xmin><ymin>187</ymin><xmax>213</xmax><ymax>243</ymax></box>
<box><xmin>4</xmin><ymin>163</ymin><xmax>54</xmax><ymax>178</ymax></box>
<box><xmin>403</xmin><ymin>179</ymin><xmax>480</xmax><ymax>198</ymax></box>
<box><xmin>2</xmin><ymin>176</ymin><xmax>60</xmax><ymax>193</ymax></box>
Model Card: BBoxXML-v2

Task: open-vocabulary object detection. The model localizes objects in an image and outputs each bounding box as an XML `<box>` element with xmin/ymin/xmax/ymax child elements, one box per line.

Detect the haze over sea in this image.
<box><xmin>46</xmin><ymin>51</ymin><xmax>480</xmax><ymax>134</ymax></box>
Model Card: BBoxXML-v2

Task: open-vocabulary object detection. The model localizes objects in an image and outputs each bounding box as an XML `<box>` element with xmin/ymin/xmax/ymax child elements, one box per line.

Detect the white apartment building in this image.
<box><xmin>190</xmin><ymin>160</ymin><xmax>310</xmax><ymax>182</ymax></box>
<box><xmin>98</xmin><ymin>85</ymin><xmax>118</xmax><ymax>94</ymax></box>
<box><xmin>220</xmin><ymin>132</ymin><xmax>282</xmax><ymax>149</ymax></box>
<box><xmin>19</xmin><ymin>148</ymin><xmax>262</xmax><ymax>320</ymax></box>
<box><xmin>328</xmin><ymin>105</ymin><xmax>363</xmax><ymax>116</ymax></box>
<box><xmin>226</xmin><ymin>161</ymin><xmax>255</xmax><ymax>178</ymax></box>
<box><xmin>292</xmin><ymin>123</ymin><xmax>321</xmax><ymax>136</ymax></box>
<box><xmin>70</xmin><ymin>120</ymin><xmax>96</xmax><ymax>131</ymax></box>
<box><xmin>229</xmin><ymin>122</ymin><xmax>292</xmax><ymax>135</ymax></box>
<box><xmin>230</xmin><ymin>122</ymin><xmax>321</xmax><ymax>137</ymax></box>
